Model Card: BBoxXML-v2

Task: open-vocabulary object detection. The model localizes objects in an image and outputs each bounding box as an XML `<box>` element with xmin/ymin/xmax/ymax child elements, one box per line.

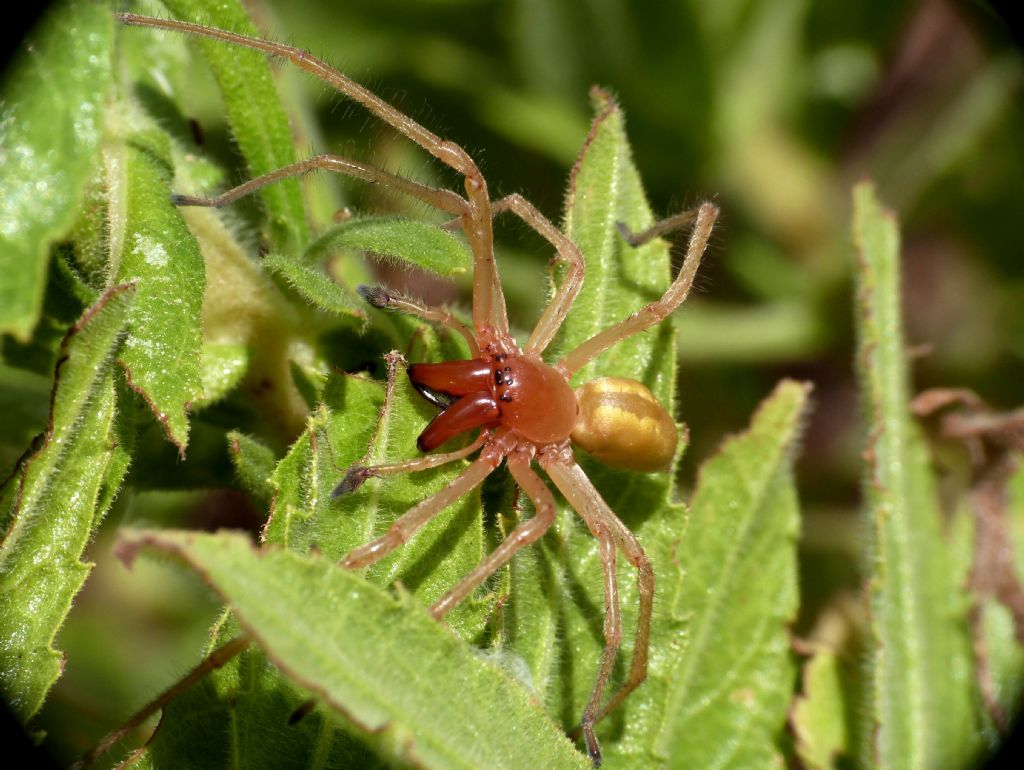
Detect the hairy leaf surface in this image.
<box><xmin>0</xmin><ymin>2</ymin><xmax>113</xmax><ymax>340</ymax></box>
<box><xmin>0</xmin><ymin>284</ymin><xmax>135</xmax><ymax>722</ymax></box>
<box><xmin>305</xmin><ymin>218</ymin><xmax>473</xmax><ymax>279</ymax></box>
<box><xmin>121</xmin><ymin>529</ymin><xmax>590</xmax><ymax>770</ymax></box>
<box><xmin>109</xmin><ymin>127</ymin><xmax>205</xmax><ymax>452</ymax></box>
<box><xmin>852</xmin><ymin>181</ymin><xmax>980</xmax><ymax>769</ymax></box>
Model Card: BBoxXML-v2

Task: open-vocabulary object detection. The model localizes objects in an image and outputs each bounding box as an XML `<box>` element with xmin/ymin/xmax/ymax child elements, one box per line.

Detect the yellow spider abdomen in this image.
<box><xmin>570</xmin><ymin>377</ymin><xmax>677</xmax><ymax>472</ymax></box>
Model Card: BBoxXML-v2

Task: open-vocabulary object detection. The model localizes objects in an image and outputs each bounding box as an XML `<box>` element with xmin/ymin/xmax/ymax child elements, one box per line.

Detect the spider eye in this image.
<box><xmin>571</xmin><ymin>378</ymin><xmax>678</xmax><ymax>472</ymax></box>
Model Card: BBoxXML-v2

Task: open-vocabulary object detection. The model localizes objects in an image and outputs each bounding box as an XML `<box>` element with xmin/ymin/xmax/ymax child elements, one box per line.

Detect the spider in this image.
<box><xmin>119</xmin><ymin>13</ymin><xmax>718</xmax><ymax>766</ymax></box>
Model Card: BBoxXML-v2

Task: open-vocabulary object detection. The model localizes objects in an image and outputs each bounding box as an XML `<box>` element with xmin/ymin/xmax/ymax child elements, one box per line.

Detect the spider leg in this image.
<box><xmin>118</xmin><ymin>16</ymin><xmax>476</xmax><ymax>176</ymax></box>
<box><xmin>357</xmin><ymin>285</ymin><xmax>479</xmax><ymax>356</ymax></box>
<box><xmin>615</xmin><ymin>207</ymin><xmax>700</xmax><ymax>247</ymax></box>
<box><xmin>592</xmin><ymin>521</ymin><xmax>652</xmax><ymax>725</ymax></box>
<box><xmin>170</xmin><ymin>150</ymin><xmax>487</xmax><ymax>349</ymax></box>
<box><xmin>584</xmin><ymin>534</ymin><xmax>620</xmax><ymax>764</ymax></box>
<box><xmin>172</xmin><ymin>154</ymin><xmax>468</xmax><ymax>215</ymax></box>
<box><xmin>429</xmin><ymin>455</ymin><xmax>558</xmax><ymax>619</ymax></box>
<box><xmin>437</xmin><ymin>192</ymin><xmax>582</xmax><ymax>352</ymax></box>
<box><xmin>332</xmin><ymin>433</ymin><xmax>487</xmax><ymax>497</ymax></box>
<box><xmin>438</xmin><ymin>193</ymin><xmax>517</xmax><ymax>228</ymax></box>
<box><xmin>175</xmin><ymin>151</ymin><xmax>481</xmax><ymax>353</ymax></box>
<box><xmin>119</xmin><ymin>13</ymin><xmax>508</xmax><ymax>338</ymax></box>
<box><xmin>541</xmin><ymin>457</ymin><xmax>655</xmax><ymax>766</ymax></box>
<box><xmin>340</xmin><ymin>448</ymin><xmax>502</xmax><ymax>569</ymax></box>
<box><xmin>486</xmin><ymin>194</ymin><xmax>585</xmax><ymax>356</ymax></box>
<box><xmin>559</xmin><ymin>202</ymin><xmax>718</xmax><ymax>376</ymax></box>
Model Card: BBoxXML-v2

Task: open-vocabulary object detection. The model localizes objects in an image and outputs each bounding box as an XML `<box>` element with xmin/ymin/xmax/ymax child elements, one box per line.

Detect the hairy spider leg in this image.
<box><xmin>442</xmin><ymin>187</ymin><xmax>590</xmax><ymax>350</ymax></box>
<box><xmin>357</xmin><ymin>285</ymin><xmax>479</xmax><ymax>356</ymax></box>
<box><xmin>559</xmin><ymin>202</ymin><xmax>719</xmax><ymax>376</ymax></box>
<box><xmin>363</xmin><ymin>190</ymin><xmax>586</xmax><ymax>356</ymax></box>
<box><xmin>172</xmin><ymin>155</ymin><xmax>466</xmax><ymax>216</ymax></box>
<box><xmin>432</xmin><ymin>193</ymin><xmax>584</xmax><ymax>348</ymax></box>
<box><xmin>118</xmin><ymin>13</ymin><xmax>507</xmax><ymax>336</ymax></box>
<box><xmin>616</xmin><ymin>207</ymin><xmax>700</xmax><ymax>247</ymax></box>
<box><xmin>339</xmin><ymin>432</ymin><xmax>515</xmax><ymax>569</ymax></box>
<box><xmin>172</xmin><ymin>164</ymin><xmax>585</xmax><ymax>356</ymax></box>
<box><xmin>485</xmin><ymin>194</ymin><xmax>585</xmax><ymax>355</ymax></box>
<box><xmin>429</xmin><ymin>455</ymin><xmax>558</xmax><ymax>618</ymax></box>
<box><xmin>170</xmin><ymin>153</ymin><xmax>491</xmax><ymax>350</ymax></box>
<box><xmin>542</xmin><ymin>457</ymin><xmax>654</xmax><ymax>765</ymax></box>
<box><xmin>121</xmin><ymin>11</ymin><xmax>586</xmax><ymax>354</ymax></box>
<box><xmin>331</xmin><ymin>433</ymin><xmax>487</xmax><ymax>497</ymax></box>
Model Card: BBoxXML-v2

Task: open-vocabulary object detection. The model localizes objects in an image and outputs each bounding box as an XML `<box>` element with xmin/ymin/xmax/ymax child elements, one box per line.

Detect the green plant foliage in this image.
<box><xmin>110</xmin><ymin>126</ymin><xmax>205</xmax><ymax>452</ymax></box>
<box><xmin>609</xmin><ymin>379</ymin><xmax>809</xmax><ymax>768</ymax></box>
<box><xmin>0</xmin><ymin>2</ymin><xmax>113</xmax><ymax>340</ymax></box>
<box><xmin>984</xmin><ymin>466</ymin><xmax>1024</xmax><ymax>718</ymax></box>
<box><xmin>198</xmin><ymin>343</ymin><xmax>249</xmax><ymax>406</ymax></box>
<box><xmin>119</xmin><ymin>528</ymin><xmax>591</xmax><ymax>770</ymax></box>
<box><xmin>792</xmin><ymin>649</ymin><xmax>851</xmax><ymax>769</ymax></box>
<box><xmin>305</xmin><ymin>219</ymin><xmax>473</xmax><ymax>278</ymax></box>
<box><xmin>227</xmin><ymin>430</ymin><xmax>277</xmax><ymax>506</ymax></box>
<box><xmin>0</xmin><ymin>283</ymin><xmax>136</xmax><ymax>722</ymax></box>
<box><xmin>2</xmin><ymin>1</ymin><xmax>1023</xmax><ymax>769</ymax></box>
<box><xmin>263</xmin><ymin>253</ymin><xmax>363</xmax><ymax>318</ymax></box>
<box><xmin>265</xmin><ymin>362</ymin><xmax>488</xmax><ymax>624</ymax></box>
<box><xmin>851</xmin><ymin>182</ymin><xmax>982</xmax><ymax>769</ymax></box>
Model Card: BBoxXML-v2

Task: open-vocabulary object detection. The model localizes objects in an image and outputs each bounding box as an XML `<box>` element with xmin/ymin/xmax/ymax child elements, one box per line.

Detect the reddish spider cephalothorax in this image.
<box><xmin>120</xmin><ymin>13</ymin><xmax>718</xmax><ymax>766</ymax></box>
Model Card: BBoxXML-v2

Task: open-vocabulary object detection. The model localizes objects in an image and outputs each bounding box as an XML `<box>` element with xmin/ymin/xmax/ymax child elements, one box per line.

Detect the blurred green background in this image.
<box><xmin>9</xmin><ymin>0</ymin><xmax>1023</xmax><ymax>762</ymax></box>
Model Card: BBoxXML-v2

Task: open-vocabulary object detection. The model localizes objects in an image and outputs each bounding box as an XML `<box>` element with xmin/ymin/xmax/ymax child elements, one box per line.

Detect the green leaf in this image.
<box><xmin>263</xmin><ymin>253</ymin><xmax>363</xmax><ymax>317</ymax></box>
<box><xmin>553</xmin><ymin>88</ymin><xmax>676</xmax><ymax>404</ymax></box>
<box><xmin>305</xmin><ymin>218</ymin><xmax>472</xmax><ymax>279</ymax></box>
<box><xmin>176</xmin><ymin>204</ymin><xmax>311</xmax><ymax>440</ymax></box>
<box><xmin>611</xmin><ymin>379</ymin><xmax>809</xmax><ymax>768</ymax></box>
<box><xmin>980</xmin><ymin>463</ymin><xmax>1024</xmax><ymax>721</ymax></box>
<box><xmin>108</xmin><ymin>126</ymin><xmax>205</xmax><ymax>454</ymax></box>
<box><xmin>0</xmin><ymin>1</ymin><xmax>113</xmax><ymax>340</ymax></box>
<box><xmin>851</xmin><ymin>181</ymin><xmax>981</xmax><ymax>768</ymax></box>
<box><xmin>120</xmin><ymin>528</ymin><xmax>590</xmax><ymax>770</ymax></box>
<box><xmin>137</xmin><ymin>347</ymin><xmax>489</xmax><ymax>766</ymax></box>
<box><xmin>0</xmin><ymin>283</ymin><xmax>136</xmax><ymax>723</ymax></box>
<box><xmin>158</xmin><ymin>0</ymin><xmax>309</xmax><ymax>254</ymax></box>
<box><xmin>792</xmin><ymin>648</ymin><xmax>854</xmax><ymax>770</ymax></box>
<box><xmin>226</xmin><ymin>430</ymin><xmax>276</xmax><ymax>507</ymax></box>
